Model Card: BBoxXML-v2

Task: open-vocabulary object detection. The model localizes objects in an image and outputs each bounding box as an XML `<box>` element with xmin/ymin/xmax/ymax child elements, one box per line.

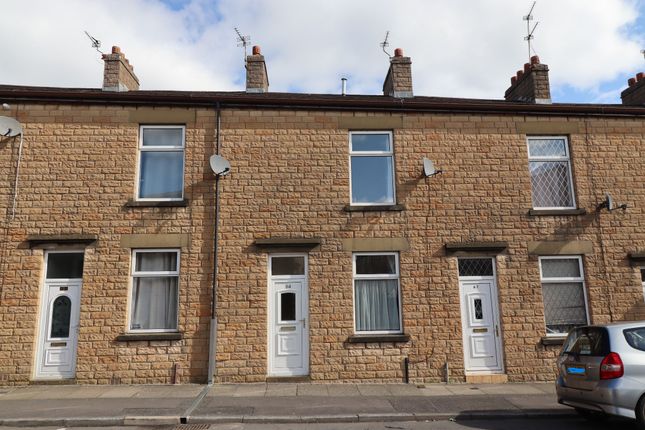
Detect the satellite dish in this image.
<box><xmin>423</xmin><ymin>157</ymin><xmax>442</xmax><ymax>177</ymax></box>
<box><xmin>0</xmin><ymin>116</ymin><xmax>23</xmax><ymax>137</ymax></box>
<box><xmin>605</xmin><ymin>193</ymin><xmax>614</xmax><ymax>211</ymax></box>
<box><xmin>209</xmin><ymin>154</ymin><xmax>231</xmax><ymax>176</ymax></box>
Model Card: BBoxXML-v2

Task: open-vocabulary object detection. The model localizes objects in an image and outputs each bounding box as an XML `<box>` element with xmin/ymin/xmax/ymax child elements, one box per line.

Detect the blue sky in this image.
<box><xmin>1</xmin><ymin>0</ymin><xmax>643</xmax><ymax>103</ymax></box>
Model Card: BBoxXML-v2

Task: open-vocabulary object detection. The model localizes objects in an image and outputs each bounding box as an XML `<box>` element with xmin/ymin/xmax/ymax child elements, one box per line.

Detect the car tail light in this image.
<box><xmin>600</xmin><ymin>352</ymin><xmax>624</xmax><ymax>380</ymax></box>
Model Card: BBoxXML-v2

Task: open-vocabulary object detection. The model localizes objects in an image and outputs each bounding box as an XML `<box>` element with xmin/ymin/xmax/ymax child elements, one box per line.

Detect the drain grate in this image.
<box><xmin>173</xmin><ymin>425</ymin><xmax>210</xmax><ymax>430</ymax></box>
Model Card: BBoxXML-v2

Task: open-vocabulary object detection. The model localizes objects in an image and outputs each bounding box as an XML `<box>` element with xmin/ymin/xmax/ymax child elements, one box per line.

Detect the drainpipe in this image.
<box><xmin>207</xmin><ymin>102</ymin><xmax>222</xmax><ymax>385</ymax></box>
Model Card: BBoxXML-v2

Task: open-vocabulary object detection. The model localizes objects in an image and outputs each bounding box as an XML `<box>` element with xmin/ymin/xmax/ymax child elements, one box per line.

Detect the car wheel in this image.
<box><xmin>575</xmin><ymin>408</ymin><xmax>607</xmax><ymax>422</ymax></box>
<box><xmin>636</xmin><ymin>396</ymin><xmax>645</xmax><ymax>429</ymax></box>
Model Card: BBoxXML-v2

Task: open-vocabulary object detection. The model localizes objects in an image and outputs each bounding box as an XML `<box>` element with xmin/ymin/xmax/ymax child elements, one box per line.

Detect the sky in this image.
<box><xmin>0</xmin><ymin>0</ymin><xmax>643</xmax><ymax>103</ymax></box>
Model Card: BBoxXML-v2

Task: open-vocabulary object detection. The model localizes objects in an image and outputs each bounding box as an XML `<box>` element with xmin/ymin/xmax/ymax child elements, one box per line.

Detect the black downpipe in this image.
<box><xmin>213</xmin><ymin>101</ymin><xmax>221</xmax><ymax>326</ymax></box>
<box><xmin>207</xmin><ymin>102</ymin><xmax>222</xmax><ymax>384</ymax></box>
<box><xmin>404</xmin><ymin>357</ymin><xmax>409</xmax><ymax>384</ymax></box>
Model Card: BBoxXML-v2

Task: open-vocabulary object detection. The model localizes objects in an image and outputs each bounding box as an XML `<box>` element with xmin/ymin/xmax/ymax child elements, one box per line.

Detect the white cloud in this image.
<box><xmin>0</xmin><ymin>0</ymin><xmax>642</xmax><ymax>102</ymax></box>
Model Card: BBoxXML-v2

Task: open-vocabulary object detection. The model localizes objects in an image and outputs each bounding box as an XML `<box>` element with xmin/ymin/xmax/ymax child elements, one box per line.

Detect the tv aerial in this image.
<box><xmin>84</xmin><ymin>31</ymin><xmax>104</xmax><ymax>55</ymax></box>
<box><xmin>380</xmin><ymin>31</ymin><xmax>392</xmax><ymax>58</ymax></box>
<box><xmin>523</xmin><ymin>2</ymin><xmax>539</xmax><ymax>61</ymax></box>
<box><xmin>234</xmin><ymin>27</ymin><xmax>251</xmax><ymax>64</ymax></box>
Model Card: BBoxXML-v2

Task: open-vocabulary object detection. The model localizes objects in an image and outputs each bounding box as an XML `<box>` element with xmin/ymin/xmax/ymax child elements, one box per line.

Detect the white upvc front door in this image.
<box><xmin>268</xmin><ymin>254</ymin><xmax>309</xmax><ymax>377</ymax></box>
<box><xmin>459</xmin><ymin>280</ymin><xmax>503</xmax><ymax>372</ymax></box>
<box><xmin>35</xmin><ymin>281</ymin><xmax>82</xmax><ymax>379</ymax></box>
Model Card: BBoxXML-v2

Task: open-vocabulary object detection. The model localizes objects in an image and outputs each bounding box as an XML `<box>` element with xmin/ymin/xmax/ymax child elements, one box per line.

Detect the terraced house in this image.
<box><xmin>0</xmin><ymin>45</ymin><xmax>644</xmax><ymax>385</ymax></box>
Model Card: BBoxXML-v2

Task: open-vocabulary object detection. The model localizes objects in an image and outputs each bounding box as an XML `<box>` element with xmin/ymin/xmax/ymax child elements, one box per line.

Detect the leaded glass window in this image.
<box><xmin>527</xmin><ymin>137</ymin><xmax>575</xmax><ymax>209</ymax></box>
<box><xmin>539</xmin><ymin>256</ymin><xmax>588</xmax><ymax>335</ymax></box>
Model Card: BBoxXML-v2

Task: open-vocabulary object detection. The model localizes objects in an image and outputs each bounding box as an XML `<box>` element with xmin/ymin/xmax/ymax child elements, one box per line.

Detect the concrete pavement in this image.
<box><xmin>0</xmin><ymin>383</ymin><xmax>573</xmax><ymax>427</ymax></box>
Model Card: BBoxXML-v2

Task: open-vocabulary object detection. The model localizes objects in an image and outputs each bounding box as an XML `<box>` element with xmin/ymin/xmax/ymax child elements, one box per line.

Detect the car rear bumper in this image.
<box><xmin>556</xmin><ymin>377</ymin><xmax>639</xmax><ymax>419</ymax></box>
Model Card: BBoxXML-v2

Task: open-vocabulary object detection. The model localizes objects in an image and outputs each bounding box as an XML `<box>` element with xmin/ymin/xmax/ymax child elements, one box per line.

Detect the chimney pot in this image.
<box><xmin>628</xmin><ymin>77</ymin><xmax>636</xmax><ymax>86</ymax></box>
<box><xmin>517</xmin><ymin>70</ymin><xmax>523</xmax><ymax>79</ymax></box>
<box><xmin>636</xmin><ymin>72</ymin><xmax>644</xmax><ymax>81</ymax></box>
<box><xmin>511</xmin><ymin>76</ymin><xmax>517</xmax><ymax>85</ymax></box>
<box><xmin>252</xmin><ymin>45</ymin><xmax>261</xmax><ymax>55</ymax></box>
<box><xmin>530</xmin><ymin>55</ymin><xmax>540</xmax><ymax>65</ymax></box>
<box><xmin>394</xmin><ymin>48</ymin><xmax>404</xmax><ymax>57</ymax></box>
<box><xmin>523</xmin><ymin>63</ymin><xmax>531</xmax><ymax>73</ymax></box>
<box><xmin>112</xmin><ymin>46</ymin><xmax>121</xmax><ymax>54</ymax></box>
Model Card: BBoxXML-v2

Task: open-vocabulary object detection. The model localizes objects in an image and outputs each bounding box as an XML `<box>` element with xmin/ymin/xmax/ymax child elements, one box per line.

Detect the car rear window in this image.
<box><xmin>624</xmin><ymin>327</ymin><xmax>645</xmax><ymax>352</ymax></box>
<box><xmin>562</xmin><ymin>327</ymin><xmax>609</xmax><ymax>356</ymax></box>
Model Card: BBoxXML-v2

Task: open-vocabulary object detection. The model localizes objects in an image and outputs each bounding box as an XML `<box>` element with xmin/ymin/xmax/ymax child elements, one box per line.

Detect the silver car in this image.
<box><xmin>556</xmin><ymin>322</ymin><xmax>645</xmax><ymax>427</ymax></box>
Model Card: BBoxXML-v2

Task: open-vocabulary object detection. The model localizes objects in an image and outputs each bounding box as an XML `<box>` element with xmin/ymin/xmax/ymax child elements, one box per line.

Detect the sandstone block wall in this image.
<box><xmin>0</xmin><ymin>103</ymin><xmax>643</xmax><ymax>385</ymax></box>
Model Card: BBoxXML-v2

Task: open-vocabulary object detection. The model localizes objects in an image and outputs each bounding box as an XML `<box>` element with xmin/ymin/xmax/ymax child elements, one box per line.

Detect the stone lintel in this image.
<box><xmin>528</xmin><ymin>240</ymin><xmax>593</xmax><ymax>255</ymax></box>
<box><xmin>27</xmin><ymin>234</ymin><xmax>98</xmax><ymax>249</ymax></box>
<box><xmin>120</xmin><ymin>234</ymin><xmax>191</xmax><ymax>248</ymax></box>
<box><xmin>341</xmin><ymin>238</ymin><xmax>410</xmax><ymax>252</ymax></box>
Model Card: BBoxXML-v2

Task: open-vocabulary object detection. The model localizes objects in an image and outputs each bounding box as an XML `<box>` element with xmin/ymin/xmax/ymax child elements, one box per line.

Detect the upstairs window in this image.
<box><xmin>527</xmin><ymin>136</ymin><xmax>575</xmax><ymax>209</ymax></box>
<box><xmin>349</xmin><ymin>132</ymin><xmax>395</xmax><ymax>205</ymax></box>
<box><xmin>137</xmin><ymin>126</ymin><xmax>185</xmax><ymax>200</ymax></box>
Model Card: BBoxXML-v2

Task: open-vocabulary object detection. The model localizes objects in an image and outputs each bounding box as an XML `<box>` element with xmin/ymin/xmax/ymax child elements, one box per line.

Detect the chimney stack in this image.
<box><xmin>383</xmin><ymin>48</ymin><xmax>413</xmax><ymax>98</ymax></box>
<box><xmin>246</xmin><ymin>45</ymin><xmax>269</xmax><ymax>93</ymax></box>
<box><xmin>102</xmin><ymin>46</ymin><xmax>139</xmax><ymax>92</ymax></box>
<box><xmin>620</xmin><ymin>72</ymin><xmax>645</xmax><ymax>105</ymax></box>
<box><xmin>504</xmin><ymin>55</ymin><xmax>551</xmax><ymax>103</ymax></box>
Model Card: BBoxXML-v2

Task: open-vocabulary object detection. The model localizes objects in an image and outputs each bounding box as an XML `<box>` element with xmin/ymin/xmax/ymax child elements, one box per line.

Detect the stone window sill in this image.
<box><xmin>115</xmin><ymin>332</ymin><xmax>183</xmax><ymax>342</ymax></box>
<box><xmin>528</xmin><ymin>208</ymin><xmax>586</xmax><ymax>216</ymax></box>
<box><xmin>343</xmin><ymin>204</ymin><xmax>405</xmax><ymax>212</ymax></box>
<box><xmin>124</xmin><ymin>199</ymin><xmax>189</xmax><ymax>208</ymax></box>
<box><xmin>541</xmin><ymin>336</ymin><xmax>566</xmax><ymax>346</ymax></box>
<box><xmin>347</xmin><ymin>334</ymin><xmax>410</xmax><ymax>343</ymax></box>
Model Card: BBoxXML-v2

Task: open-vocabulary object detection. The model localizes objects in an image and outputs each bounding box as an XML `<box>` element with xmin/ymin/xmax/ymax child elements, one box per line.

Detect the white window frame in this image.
<box><xmin>128</xmin><ymin>248</ymin><xmax>180</xmax><ymax>333</ymax></box>
<box><xmin>348</xmin><ymin>131</ymin><xmax>396</xmax><ymax>206</ymax></box>
<box><xmin>538</xmin><ymin>255</ymin><xmax>589</xmax><ymax>337</ymax></box>
<box><xmin>352</xmin><ymin>252</ymin><xmax>402</xmax><ymax>335</ymax></box>
<box><xmin>43</xmin><ymin>250</ymin><xmax>85</xmax><ymax>282</ymax></box>
<box><xmin>526</xmin><ymin>135</ymin><xmax>576</xmax><ymax>210</ymax></box>
<box><xmin>135</xmin><ymin>125</ymin><xmax>186</xmax><ymax>201</ymax></box>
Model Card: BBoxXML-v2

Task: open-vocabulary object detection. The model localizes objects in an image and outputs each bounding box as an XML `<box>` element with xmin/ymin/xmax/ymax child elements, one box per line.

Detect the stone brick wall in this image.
<box><xmin>0</xmin><ymin>104</ymin><xmax>213</xmax><ymax>384</ymax></box>
<box><xmin>213</xmin><ymin>110</ymin><xmax>644</xmax><ymax>383</ymax></box>
<box><xmin>0</xmin><ymin>102</ymin><xmax>643</xmax><ymax>385</ymax></box>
